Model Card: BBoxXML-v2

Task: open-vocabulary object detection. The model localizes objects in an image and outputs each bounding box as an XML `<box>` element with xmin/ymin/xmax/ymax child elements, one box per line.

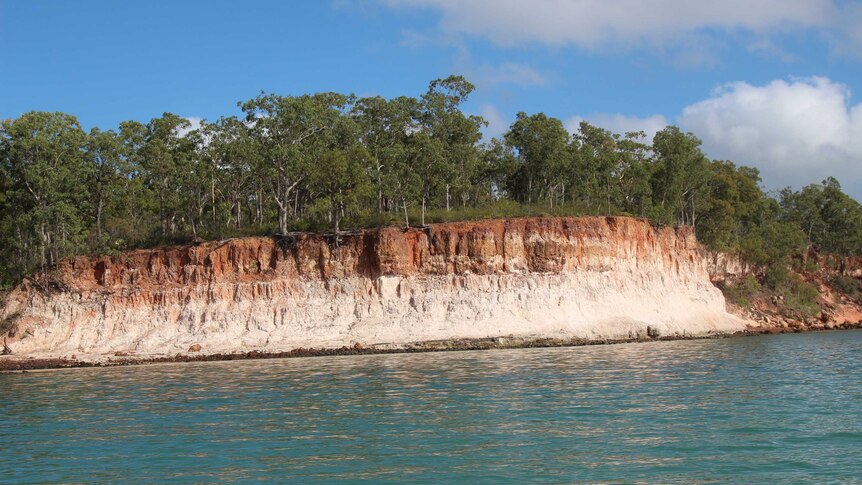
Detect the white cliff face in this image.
<box><xmin>0</xmin><ymin>217</ymin><xmax>746</xmax><ymax>360</ymax></box>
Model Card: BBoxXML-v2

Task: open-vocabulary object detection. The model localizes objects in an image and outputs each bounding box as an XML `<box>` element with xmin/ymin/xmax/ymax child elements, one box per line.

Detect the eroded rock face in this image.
<box><xmin>0</xmin><ymin>217</ymin><xmax>745</xmax><ymax>360</ymax></box>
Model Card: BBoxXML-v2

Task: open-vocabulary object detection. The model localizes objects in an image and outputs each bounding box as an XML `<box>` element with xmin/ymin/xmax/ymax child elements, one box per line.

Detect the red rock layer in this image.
<box><xmin>48</xmin><ymin>216</ymin><xmax>700</xmax><ymax>295</ymax></box>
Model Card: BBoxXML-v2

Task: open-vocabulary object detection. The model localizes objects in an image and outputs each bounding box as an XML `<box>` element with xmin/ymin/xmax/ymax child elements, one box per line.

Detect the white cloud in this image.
<box><xmin>566</xmin><ymin>113</ymin><xmax>669</xmax><ymax>143</ymax></box>
<box><xmin>479</xmin><ymin>104</ymin><xmax>509</xmax><ymax>140</ymax></box>
<box><xmin>176</xmin><ymin>116</ymin><xmax>203</xmax><ymax>138</ymax></box>
<box><xmin>563</xmin><ymin>77</ymin><xmax>862</xmax><ymax>199</ymax></box>
<box><xmin>469</xmin><ymin>62</ymin><xmax>547</xmax><ymax>87</ymax></box>
<box><xmin>385</xmin><ymin>0</ymin><xmax>837</xmax><ymax>50</ymax></box>
<box><xmin>678</xmin><ymin>77</ymin><xmax>862</xmax><ymax>196</ymax></box>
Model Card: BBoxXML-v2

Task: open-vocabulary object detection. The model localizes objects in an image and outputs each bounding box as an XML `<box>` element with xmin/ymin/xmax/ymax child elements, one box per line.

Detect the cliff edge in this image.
<box><xmin>0</xmin><ymin>216</ymin><xmax>746</xmax><ymax>363</ymax></box>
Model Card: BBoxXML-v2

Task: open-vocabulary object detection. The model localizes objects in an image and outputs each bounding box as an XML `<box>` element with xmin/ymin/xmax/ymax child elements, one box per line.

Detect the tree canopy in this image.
<box><xmin>1</xmin><ymin>76</ymin><xmax>861</xmax><ymax>287</ymax></box>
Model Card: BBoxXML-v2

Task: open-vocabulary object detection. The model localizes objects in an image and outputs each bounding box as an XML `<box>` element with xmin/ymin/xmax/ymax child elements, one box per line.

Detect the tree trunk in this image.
<box><xmin>561</xmin><ymin>184</ymin><xmax>565</xmax><ymax>210</ymax></box>
<box><xmin>278</xmin><ymin>205</ymin><xmax>288</xmax><ymax>236</ymax></box>
<box><xmin>211</xmin><ymin>174</ymin><xmax>216</xmax><ymax>225</ymax></box>
<box><xmin>236</xmin><ymin>197</ymin><xmax>242</xmax><ymax>229</ymax></box>
<box><xmin>334</xmin><ymin>203</ymin><xmax>340</xmax><ymax>235</ymax></box>
<box><xmin>606</xmin><ymin>175</ymin><xmax>611</xmax><ymax>216</ymax></box>
<box><xmin>96</xmin><ymin>197</ymin><xmax>103</xmax><ymax>239</ymax></box>
<box><xmin>39</xmin><ymin>222</ymin><xmax>48</xmax><ymax>271</ymax></box>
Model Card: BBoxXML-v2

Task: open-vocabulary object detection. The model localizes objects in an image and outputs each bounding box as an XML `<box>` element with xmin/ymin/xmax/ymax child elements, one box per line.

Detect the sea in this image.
<box><xmin>2</xmin><ymin>330</ymin><xmax>861</xmax><ymax>483</ymax></box>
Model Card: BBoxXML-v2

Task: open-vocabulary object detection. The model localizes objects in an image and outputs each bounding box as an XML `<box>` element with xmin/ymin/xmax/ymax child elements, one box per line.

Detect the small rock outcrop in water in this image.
<box><xmin>0</xmin><ymin>216</ymin><xmax>746</xmax><ymax>362</ymax></box>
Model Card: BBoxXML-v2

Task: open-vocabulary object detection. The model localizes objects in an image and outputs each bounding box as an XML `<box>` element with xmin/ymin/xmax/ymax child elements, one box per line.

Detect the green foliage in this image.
<box><xmin>1</xmin><ymin>76</ymin><xmax>861</xmax><ymax>287</ymax></box>
<box><xmin>649</xmin><ymin>126</ymin><xmax>710</xmax><ymax>226</ymax></box>
<box><xmin>779</xmin><ymin>177</ymin><xmax>862</xmax><ymax>255</ymax></box>
<box><xmin>829</xmin><ymin>274</ymin><xmax>862</xmax><ymax>300</ymax></box>
<box><xmin>738</xmin><ymin>220</ymin><xmax>807</xmax><ymax>268</ymax></box>
<box><xmin>782</xmin><ymin>277</ymin><xmax>821</xmax><ymax>318</ymax></box>
<box><xmin>720</xmin><ymin>275</ymin><xmax>762</xmax><ymax>308</ymax></box>
<box><xmin>760</xmin><ymin>263</ymin><xmax>821</xmax><ymax>317</ymax></box>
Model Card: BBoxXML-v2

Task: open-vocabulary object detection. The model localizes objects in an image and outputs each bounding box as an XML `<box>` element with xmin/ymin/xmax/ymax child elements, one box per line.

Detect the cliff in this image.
<box><xmin>0</xmin><ymin>216</ymin><xmax>746</xmax><ymax>363</ymax></box>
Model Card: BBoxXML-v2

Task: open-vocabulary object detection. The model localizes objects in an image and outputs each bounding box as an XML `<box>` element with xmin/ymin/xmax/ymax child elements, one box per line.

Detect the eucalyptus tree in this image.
<box><xmin>307</xmin><ymin>114</ymin><xmax>372</xmax><ymax>234</ymax></box>
<box><xmin>0</xmin><ymin>111</ymin><xmax>90</xmax><ymax>271</ymax></box>
<box><xmin>781</xmin><ymin>178</ymin><xmax>862</xmax><ymax>255</ymax></box>
<box><xmin>819</xmin><ymin>178</ymin><xmax>862</xmax><ymax>255</ymax></box>
<box><xmin>504</xmin><ymin>112</ymin><xmax>569</xmax><ymax>205</ymax></box>
<box><xmin>480</xmin><ymin>137</ymin><xmax>518</xmax><ymax>201</ymax></box>
<box><xmin>0</xmin><ymin>162</ymin><xmax>12</xmax><ymax>287</ymax></box>
<box><xmin>353</xmin><ymin>95</ymin><xmax>420</xmax><ymax>215</ymax></box>
<box><xmin>129</xmin><ymin>113</ymin><xmax>196</xmax><ymax>236</ymax></box>
<box><xmin>696</xmin><ymin>161</ymin><xmax>766</xmax><ymax>251</ymax></box>
<box><xmin>418</xmin><ymin>76</ymin><xmax>485</xmax><ymax>211</ymax></box>
<box><xmin>407</xmin><ymin>129</ymin><xmax>445</xmax><ymax>225</ymax></box>
<box><xmin>650</xmin><ymin>126</ymin><xmax>710</xmax><ymax>227</ymax></box>
<box><xmin>86</xmin><ymin>127</ymin><xmax>126</xmax><ymax>244</ymax></box>
<box><xmin>179</xmin><ymin>126</ymin><xmax>215</xmax><ymax>239</ymax></box>
<box><xmin>200</xmin><ymin>116</ymin><xmax>260</xmax><ymax>230</ymax></box>
<box><xmin>574</xmin><ymin>122</ymin><xmax>619</xmax><ymax>214</ymax></box>
<box><xmin>240</xmin><ymin>92</ymin><xmax>353</xmax><ymax>235</ymax></box>
<box><xmin>613</xmin><ymin>131</ymin><xmax>653</xmax><ymax>216</ymax></box>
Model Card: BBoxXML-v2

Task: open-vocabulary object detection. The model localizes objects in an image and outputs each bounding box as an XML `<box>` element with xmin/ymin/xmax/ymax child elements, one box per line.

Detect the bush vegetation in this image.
<box><xmin>2</xmin><ymin>75</ymin><xmax>862</xmax><ymax>289</ymax></box>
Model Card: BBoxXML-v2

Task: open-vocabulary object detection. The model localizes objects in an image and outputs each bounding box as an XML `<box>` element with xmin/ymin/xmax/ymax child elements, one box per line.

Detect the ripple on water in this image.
<box><xmin>1</xmin><ymin>330</ymin><xmax>861</xmax><ymax>483</ymax></box>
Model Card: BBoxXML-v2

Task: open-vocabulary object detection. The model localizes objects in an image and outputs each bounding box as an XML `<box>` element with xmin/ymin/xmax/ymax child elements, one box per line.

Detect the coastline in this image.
<box><xmin>1</xmin><ymin>216</ymin><xmax>747</xmax><ymax>364</ymax></box>
<box><xmin>3</xmin><ymin>216</ymin><xmax>860</xmax><ymax>371</ymax></box>
<box><xmin>3</xmin><ymin>323</ymin><xmax>860</xmax><ymax>372</ymax></box>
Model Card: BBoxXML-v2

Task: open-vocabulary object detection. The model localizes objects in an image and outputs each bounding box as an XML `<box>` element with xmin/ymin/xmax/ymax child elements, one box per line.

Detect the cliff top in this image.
<box><xmin>11</xmin><ymin>216</ymin><xmax>701</xmax><ymax>297</ymax></box>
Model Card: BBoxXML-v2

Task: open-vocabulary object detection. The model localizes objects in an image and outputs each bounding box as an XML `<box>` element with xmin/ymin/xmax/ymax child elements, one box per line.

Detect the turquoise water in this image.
<box><xmin>2</xmin><ymin>331</ymin><xmax>862</xmax><ymax>483</ymax></box>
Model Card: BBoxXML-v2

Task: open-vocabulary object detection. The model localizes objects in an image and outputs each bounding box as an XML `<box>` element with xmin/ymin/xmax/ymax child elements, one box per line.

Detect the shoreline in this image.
<box><xmin>3</xmin><ymin>323</ymin><xmax>860</xmax><ymax>373</ymax></box>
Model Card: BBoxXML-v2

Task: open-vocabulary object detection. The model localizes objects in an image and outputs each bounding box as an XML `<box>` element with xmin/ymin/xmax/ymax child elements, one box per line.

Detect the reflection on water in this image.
<box><xmin>2</xmin><ymin>331</ymin><xmax>862</xmax><ymax>482</ymax></box>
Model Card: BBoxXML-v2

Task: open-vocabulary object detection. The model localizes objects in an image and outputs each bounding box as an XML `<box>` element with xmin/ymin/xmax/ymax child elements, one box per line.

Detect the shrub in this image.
<box><xmin>720</xmin><ymin>275</ymin><xmax>761</xmax><ymax>308</ymax></box>
<box><xmin>829</xmin><ymin>274</ymin><xmax>862</xmax><ymax>300</ymax></box>
<box><xmin>783</xmin><ymin>277</ymin><xmax>821</xmax><ymax>317</ymax></box>
<box><xmin>0</xmin><ymin>312</ymin><xmax>20</xmax><ymax>337</ymax></box>
<box><xmin>763</xmin><ymin>263</ymin><xmax>791</xmax><ymax>290</ymax></box>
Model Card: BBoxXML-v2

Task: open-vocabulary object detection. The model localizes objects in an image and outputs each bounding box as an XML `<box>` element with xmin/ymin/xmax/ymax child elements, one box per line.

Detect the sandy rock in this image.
<box><xmin>0</xmin><ymin>216</ymin><xmax>747</xmax><ymax>362</ymax></box>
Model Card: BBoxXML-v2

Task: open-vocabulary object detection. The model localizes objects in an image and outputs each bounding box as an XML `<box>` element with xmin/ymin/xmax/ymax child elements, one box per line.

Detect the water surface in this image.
<box><xmin>2</xmin><ymin>331</ymin><xmax>862</xmax><ymax>483</ymax></box>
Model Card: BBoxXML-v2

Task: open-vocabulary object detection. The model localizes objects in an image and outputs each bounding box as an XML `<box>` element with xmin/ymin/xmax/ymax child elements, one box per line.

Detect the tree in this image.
<box><xmin>419</xmin><ymin>76</ymin><xmax>485</xmax><ymax>212</ymax></box>
<box><xmin>781</xmin><ymin>178</ymin><xmax>862</xmax><ymax>255</ymax></box>
<box><xmin>4</xmin><ymin>78</ymin><xmax>862</xmax><ymax>287</ymax></box>
<box><xmin>86</xmin><ymin>127</ymin><xmax>126</xmax><ymax>244</ymax></box>
<box><xmin>133</xmin><ymin>113</ymin><xmax>195</xmax><ymax>237</ymax></box>
<box><xmin>696</xmin><ymin>161</ymin><xmax>766</xmax><ymax>251</ymax></box>
<box><xmin>0</xmin><ymin>112</ymin><xmax>90</xmax><ymax>272</ymax></box>
<box><xmin>241</xmin><ymin>92</ymin><xmax>352</xmax><ymax>235</ymax></box>
<box><xmin>200</xmin><ymin>116</ymin><xmax>259</xmax><ymax>230</ymax></box>
<box><xmin>613</xmin><ymin>131</ymin><xmax>653</xmax><ymax>217</ymax></box>
<box><xmin>309</xmin><ymin>141</ymin><xmax>371</xmax><ymax>233</ymax></box>
<box><xmin>504</xmin><ymin>112</ymin><xmax>569</xmax><ymax>205</ymax></box>
<box><xmin>479</xmin><ymin>137</ymin><xmax>518</xmax><ymax>202</ymax></box>
<box><xmin>650</xmin><ymin>126</ymin><xmax>710</xmax><ymax>227</ymax></box>
<box><xmin>574</xmin><ymin>122</ymin><xmax>620</xmax><ymax>214</ymax></box>
<box><xmin>353</xmin><ymin>96</ymin><xmax>418</xmax><ymax>215</ymax></box>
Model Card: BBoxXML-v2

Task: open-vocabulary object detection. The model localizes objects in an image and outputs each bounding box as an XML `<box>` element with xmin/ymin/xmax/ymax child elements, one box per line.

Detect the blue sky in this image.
<box><xmin>3</xmin><ymin>0</ymin><xmax>862</xmax><ymax>197</ymax></box>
